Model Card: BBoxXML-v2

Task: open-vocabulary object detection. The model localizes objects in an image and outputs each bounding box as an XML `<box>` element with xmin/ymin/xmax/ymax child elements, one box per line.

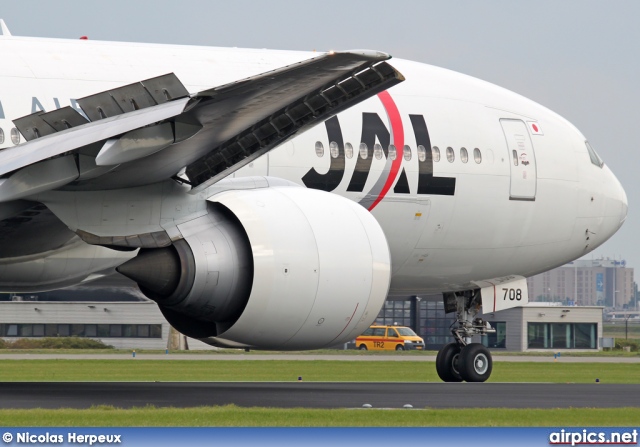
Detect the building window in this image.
<box><xmin>122</xmin><ymin>325</ymin><xmax>135</xmax><ymax>337</ymax></box>
<box><xmin>482</xmin><ymin>322</ymin><xmax>506</xmax><ymax>348</ymax></box>
<box><xmin>0</xmin><ymin>323</ymin><xmax>163</xmax><ymax>339</ymax></box>
<box><xmin>376</xmin><ymin>299</ymin><xmax>456</xmax><ymax>350</ymax></box>
<box><xmin>527</xmin><ymin>323</ymin><xmax>597</xmax><ymax>349</ymax></box>
<box><xmin>45</xmin><ymin>325</ymin><xmax>57</xmax><ymax>337</ymax></box>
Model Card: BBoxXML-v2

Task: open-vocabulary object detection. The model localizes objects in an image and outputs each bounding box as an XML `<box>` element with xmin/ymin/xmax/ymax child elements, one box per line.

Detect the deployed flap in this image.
<box><xmin>0</xmin><ymin>51</ymin><xmax>403</xmax><ymax>193</ymax></box>
<box><xmin>472</xmin><ymin>275</ymin><xmax>529</xmax><ymax>313</ymax></box>
<box><xmin>185</xmin><ymin>51</ymin><xmax>403</xmax><ymax>192</ymax></box>
<box><xmin>0</xmin><ymin>97</ymin><xmax>189</xmax><ymax>177</ymax></box>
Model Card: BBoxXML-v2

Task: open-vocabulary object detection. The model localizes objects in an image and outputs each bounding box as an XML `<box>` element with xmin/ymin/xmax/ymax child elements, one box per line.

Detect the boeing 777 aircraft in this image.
<box><xmin>0</xmin><ymin>21</ymin><xmax>627</xmax><ymax>382</ymax></box>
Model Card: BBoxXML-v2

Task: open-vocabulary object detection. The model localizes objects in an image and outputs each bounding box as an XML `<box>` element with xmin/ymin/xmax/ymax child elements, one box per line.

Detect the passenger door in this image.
<box><xmin>500</xmin><ymin>119</ymin><xmax>537</xmax><ymax>200</ymax></box>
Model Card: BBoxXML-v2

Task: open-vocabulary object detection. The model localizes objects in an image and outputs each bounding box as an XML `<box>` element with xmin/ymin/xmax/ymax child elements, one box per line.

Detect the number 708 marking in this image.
<box><xmin>502</xmin><ymin>288</ymin><xmax>522</xmax><ymax>301</ymax></box>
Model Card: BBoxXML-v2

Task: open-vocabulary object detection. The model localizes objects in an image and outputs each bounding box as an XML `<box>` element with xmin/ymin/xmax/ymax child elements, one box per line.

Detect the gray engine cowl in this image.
<box><xmin>117</xmin><ymin>202</ymin><xmax>253</xmax><ymax>337</ymax></box>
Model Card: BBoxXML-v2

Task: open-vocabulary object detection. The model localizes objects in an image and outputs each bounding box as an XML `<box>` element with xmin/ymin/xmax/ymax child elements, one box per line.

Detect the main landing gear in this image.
<box><xmin>436</xmin><ymin>290</ymin><xmax>494</xmax><ymax>383</ymax></box>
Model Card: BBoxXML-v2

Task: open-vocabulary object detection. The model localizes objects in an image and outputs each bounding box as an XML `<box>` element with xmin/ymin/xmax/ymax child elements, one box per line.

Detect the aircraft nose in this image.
<box><xmin>605</xmin><ymin>165</ymin><xmax>627</xmax><ymax>230</ymax></box>
<box><xmin>616</xmin><ymin>174</ymin><xmax>629</xmax><ymax>226</ymax></box>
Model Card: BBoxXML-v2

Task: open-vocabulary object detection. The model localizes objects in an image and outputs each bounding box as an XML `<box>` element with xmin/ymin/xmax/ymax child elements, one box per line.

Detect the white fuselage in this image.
<box><xmin>0</xmin><ymin>36</ymin><xmax>628</xmax><ymax>296</ymax></box>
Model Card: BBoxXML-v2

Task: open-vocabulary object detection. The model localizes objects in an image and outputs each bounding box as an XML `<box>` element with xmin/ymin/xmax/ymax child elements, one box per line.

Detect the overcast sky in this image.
<box><xmin>2</xmin><ymin>0</ymin><xmax>639</xmax><ymax>269</ymax></box>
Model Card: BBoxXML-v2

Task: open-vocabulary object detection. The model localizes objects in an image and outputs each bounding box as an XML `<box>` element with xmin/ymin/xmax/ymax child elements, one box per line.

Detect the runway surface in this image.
<box><xmin>1</xmin><ymin>382</ymin><xmax>638</xmax><ymax>409</ymax></box>
<box><xmin>0</xmin><ymin>353</ymin><xmax>639</xmax><ymax>362</ymax></box>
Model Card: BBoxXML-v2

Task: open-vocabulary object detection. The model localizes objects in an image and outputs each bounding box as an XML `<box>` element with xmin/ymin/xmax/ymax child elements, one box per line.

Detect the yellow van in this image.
<box><xmin>355</xmin><ymin>325</ymin><xmax>425</xmax><ymax>351</ymax></box>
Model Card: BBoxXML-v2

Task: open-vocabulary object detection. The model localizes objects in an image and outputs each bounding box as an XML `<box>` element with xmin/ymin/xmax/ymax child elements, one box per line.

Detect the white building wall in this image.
<box><xmin>0</xmin><ymin>301</ymin><xmax>214</xmax><ymax>350</ymax></box>
<box><xmin>479</xmin><ymin>305</ymin><xmax>603</xmax><ymax>352</ymax></box>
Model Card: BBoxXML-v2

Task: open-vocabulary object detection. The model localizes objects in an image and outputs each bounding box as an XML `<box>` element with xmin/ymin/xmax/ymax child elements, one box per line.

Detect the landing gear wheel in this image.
<box><xmin>435</xmin><ymin>342</ymin><xmax>463</xmax><ymax>382</ymax></box>
<box><xmin>358</xmin><ymin>344</ymin><xmax>367</xmax><ymax>350</ymax></box>
<box><xmin>458</xmin><ymin>343</ymin><xmax>492</xmax><ymax>382</ymax></box>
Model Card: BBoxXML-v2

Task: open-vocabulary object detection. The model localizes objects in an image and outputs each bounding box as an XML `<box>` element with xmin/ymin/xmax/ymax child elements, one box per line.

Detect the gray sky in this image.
<box><xmin>2</xmin><ymin>0</ymin><xmax>639</xmax><ymax>269</ymax></box>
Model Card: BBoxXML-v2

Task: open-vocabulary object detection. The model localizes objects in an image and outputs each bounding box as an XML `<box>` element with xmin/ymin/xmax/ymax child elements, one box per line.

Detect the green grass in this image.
<box><xmin>1</xmin><ymin>359</ymin><xmax>638</xmax><ymax>427</ymax></box>
<box><xmin>2</xmin><ymin>347</ymin><xmax>639</xmax><ymax>356</ymax></box>
<box><xmin>0</xmin><ymin>406</ymin><xmax>638</xmax><ymax>427</ymax></box>
<box><xmin>0</xmin><ymin>359</ymin><xmax>638</xmax><ymax>383</ymax></box>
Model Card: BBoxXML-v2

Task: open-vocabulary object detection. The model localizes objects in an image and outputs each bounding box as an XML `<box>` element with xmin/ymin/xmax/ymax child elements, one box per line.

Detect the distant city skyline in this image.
<box><xmin>528</xmin><ymin>258</ymin><xmax>635</xmax><ymax>309</ymax></box>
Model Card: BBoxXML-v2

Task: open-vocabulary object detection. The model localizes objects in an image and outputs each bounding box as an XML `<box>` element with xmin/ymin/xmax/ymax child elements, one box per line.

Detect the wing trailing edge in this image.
<box><xmin>0</xmin><ymin>51</ymin><xmax>404</xmax><ymax>195</ymax></box>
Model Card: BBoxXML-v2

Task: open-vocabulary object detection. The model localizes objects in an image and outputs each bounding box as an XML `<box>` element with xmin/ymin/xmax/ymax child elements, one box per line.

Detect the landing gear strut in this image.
<box><xmin>436</xmin><ymin>290</ymin><xmax>494</xmax><ymax>383</ymax></box>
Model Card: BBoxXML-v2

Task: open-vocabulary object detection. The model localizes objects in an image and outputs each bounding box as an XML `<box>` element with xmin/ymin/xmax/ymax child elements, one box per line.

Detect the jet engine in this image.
<box><xmin>117</xmin><ymin>186</ymin><xmax>391</xmax><ymax>350</ymax></box>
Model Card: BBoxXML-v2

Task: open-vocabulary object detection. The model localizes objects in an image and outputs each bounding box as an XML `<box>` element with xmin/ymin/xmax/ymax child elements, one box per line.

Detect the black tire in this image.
<box><xmin>435</xmin><ymin>342</ymin><xmax>463</xmax><ymax>382</ymax></box>
<box><xmin>395</xmin><ymin>345</ymin><xmax>405</xmax><ymax>351</ymax></box>
<box><xmin>458</xmin><ymin>343</ymin><xmax>492</xmax><ymax>382</ymax></box>
<box><xmin>358</xmin><ymin>344</ymin><xmax>368</xmax><ymax>350</ymax></box>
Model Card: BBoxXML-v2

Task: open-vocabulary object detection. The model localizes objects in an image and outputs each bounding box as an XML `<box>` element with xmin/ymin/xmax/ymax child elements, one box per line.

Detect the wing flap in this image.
<box><xmin>185</xmin><ymin>54</ymin><xmax>403</xmax><ymax>191</ymax></box>
<box><xmin>0</xmin><ymin>51</ymin><xmax>404</xmax><ymax>193</ymax></box>
<box><xmin>0</xmin><ymin>97</ymin><xmax>189</xmax><ymax>178</ymax></box>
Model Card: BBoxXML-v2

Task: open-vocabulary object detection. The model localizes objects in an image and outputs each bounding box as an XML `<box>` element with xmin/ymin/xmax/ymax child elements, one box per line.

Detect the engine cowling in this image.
<box><xmin>117</xmin><ymin>185</ymin><xmax>391</xmax><ymax>350</ymax></box>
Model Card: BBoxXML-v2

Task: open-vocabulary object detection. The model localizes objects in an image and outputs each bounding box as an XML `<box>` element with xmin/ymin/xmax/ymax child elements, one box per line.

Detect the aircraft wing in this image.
<box><xmin>0</xmin><ymin>50</ymin><xmax>404</xmax><ymax>201</ymax></box>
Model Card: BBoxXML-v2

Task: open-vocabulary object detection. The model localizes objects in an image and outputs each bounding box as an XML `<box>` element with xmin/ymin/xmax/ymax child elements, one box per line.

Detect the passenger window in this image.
<box><xmin>460</xmin><ymin>147</ymin><xmax>469</xmax><ymax>163</ymax></box>
<box><xmin>362</xmin><ymin>328</ymin><xmax>374</xmax><ymax>336</ymax></box>
<box><xmin>329</xmin><ymin>141</ymin><xmax>339</xmax><ymax>159</ymax></box>
<box><xmin>10</xmin><ymin>128</ymin><xmax>20</xmax><ymax>145</ymax></box>
<box><xmin>387</xmin><ymin>328</ymin><xmax>399</xmax><ymax>337</ymax></box>
<box><xmin>432</xmin><ymin>146</ymin><xmax>441</xmax><ymax>162</ymax></box>
<box><xmin>315</xmin><ymin>141</ymin><xmax>324</xmax><ymax>157</ymax></box>
<box><xmin>0</xmin><ymin>128</ymin><xmax>4</xmax><ymax>145</ymax></box>
<box><xmin>403</xmin><ymin>145</ymin><xmax>412</xmax><ymax>161</ymax></box>
<box><xmin>374</xmin><ymin>143</ymin><xmax>383</xmax><ymax>160</ymax></box>
<box><xmin>417</xmin><ymin>145</ymin><xmax>427</xmax><ymax>162</ymax></box>
<box><xmin>585</xmin><ymin>141</ymin><xmax>603</xmax><ymax>168</ymax></box>
<box><xmin>446</xmin><ymin>147</ymin><xmax>455</xmax><ymax>163</ymax></box>
<box><xmin>359</xmin><ymin>142</ymin><xmax>368</xmax><ymax>159</ymax></box>
<box><xmin>373</xmin><ymin>328</ymin><xmax>385</xmax><ymax>336</ymax></box>
<box><xmin>512</xmin><ymin>150</ymin><xmax>518</xmax><ymax>166</ymax></box>
<box><xmin>388</xmin><ymin>144</ymin><xmax>397</xmax><ymax>161</ymax></box>
<box><xmin>345</xmin><ymin>142</ymin><xmax>354</xmax><ymax>159</ymax></box>
<box><xmin>474</xmin><ymin>148</ymin><xmax>482</xmax><ymax>164</ymax></box>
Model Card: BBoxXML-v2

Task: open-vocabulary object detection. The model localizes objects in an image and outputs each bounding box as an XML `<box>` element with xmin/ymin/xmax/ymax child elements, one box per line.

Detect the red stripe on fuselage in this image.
<box><xmin>368</xmin><ymin>91</ymin><xmax>404</xmax><ymax>211</ymax></box>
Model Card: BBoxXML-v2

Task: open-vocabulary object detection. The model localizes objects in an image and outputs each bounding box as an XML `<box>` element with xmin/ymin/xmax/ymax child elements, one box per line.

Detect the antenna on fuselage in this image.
<box><xmin>0</xmin><ymin>19</ymin><xmax>12</xmax><ymax>36</ymax></box>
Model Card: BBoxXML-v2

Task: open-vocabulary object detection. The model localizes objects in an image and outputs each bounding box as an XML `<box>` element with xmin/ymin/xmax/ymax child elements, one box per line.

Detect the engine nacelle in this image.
<box><xmin>118</xmin><ymin>185</ymin><xmax>391</xmax><ymax>350</ymax></box>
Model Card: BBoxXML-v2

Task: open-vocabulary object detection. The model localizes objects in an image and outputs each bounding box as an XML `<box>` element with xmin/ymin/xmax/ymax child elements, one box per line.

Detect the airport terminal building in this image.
<box><xmin>0</xmin><ymin>296</ymin><xmax>604</xmax><ymax>352</ymax></box>
<box><xmin>0</xmin><ymin>301</ymin><xmax>211</xmax><ymax>350</ymax></box>
<box><xmin>376</xmin><ymin>298</ymin><xmax>604</xmax><ymax>351</ymax></box>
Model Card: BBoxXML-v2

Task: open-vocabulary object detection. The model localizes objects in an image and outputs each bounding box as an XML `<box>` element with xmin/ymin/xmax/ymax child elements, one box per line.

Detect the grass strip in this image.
<box><xmin>0</xmin><ymin>406</ymin><xmax>639</xmax><ymax>427</ymax></box>
<box><xmin>0</xmin><ymin>360</ymin><xmax>637</xmax><ymax>383</ymax></box>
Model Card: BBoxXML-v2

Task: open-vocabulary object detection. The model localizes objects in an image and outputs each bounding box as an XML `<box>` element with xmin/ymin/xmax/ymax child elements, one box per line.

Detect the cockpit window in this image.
<box><xmin>585</xmin><ymin>141</ymin><xmax>603</xmax><ymax>168</ymax></box>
